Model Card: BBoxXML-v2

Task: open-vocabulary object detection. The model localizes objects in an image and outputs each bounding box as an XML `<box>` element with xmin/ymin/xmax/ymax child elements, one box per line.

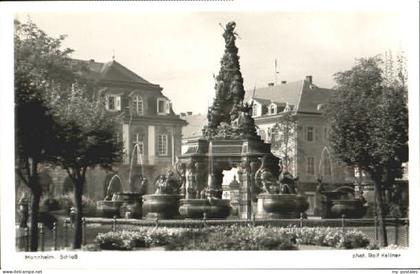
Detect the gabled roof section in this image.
<box><xmin>245</xmin><ymin>79</ymin><xmax>334</xmax><ymax>113</ymax></box>
<box><xmin>71</xmin><ymin>59</ymin><xmax>154</xmax><ymax>86</ymax></box>
<box><xmin>298</xmin><ymin>81</ymin><xmax>335</xmax><ymax>113</ymax></box>
<box><xmin>251</xmin><ymin>97</ymin><xmax>271</xmax><ymax>106</ymax></box>
<box><xmin>101</xmin><ymin>61</ymin><xmax>151</xmax><ymax>84</ymax></box>
<box><xmin>245</xmin><ymin>80</ymin><xmax>304</xmax><ymax>110</ymax></box>
<box><xmin>181</xmin><ymin>113</ymin><xmax>207</xmax><ymax>139</ymax></box>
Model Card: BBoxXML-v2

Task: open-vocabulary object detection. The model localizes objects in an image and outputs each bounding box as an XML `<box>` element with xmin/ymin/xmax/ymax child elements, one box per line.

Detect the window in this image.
<box><xmin>323</xmin><ymin>127</ymin><xmax>329</xmax><ymax>142</ymax></box>
<box><xmin>270</xmin><ymin>105</ymin><xmax>276</xmax><ymax>115</ymax></box>
<box><xmin>267</xmin><ymin>127</ymin><xmax>272</xmax><ymax>140</ymax></box>
<box><xmin>306</xmin><ymin>126</ymin><xmax>314</xmax><ymax>142</ymax></box>
<box><xmin>323</xmin><ymin>156</ymin><xmax>331</xmax><ymax>176</ymax></box>
<box><xmin>158</xmin><ymin>134</ymin><xmax>168</xmax><ymax>156</ymax></box>
<box><xmin>259</xmin><ymin>129</ymin><xmax>266</xmax><ymax>140</ymax></box>
<box><xmin>157</xmin><ymin>98</ymin><xmax>169</xmax><ymax>115</ymax></box>
<box><xmin>307</xmin><ymin>157</ymin><xmax>315</xmax><ymax>175</ymax></box>
<box><xmin>315</xmin><ymin>127</ymin><xmax>320</xmax><ymax>142</ymax></box>
<box><xmin>133</xmin><ymin>96</ymin><xmax>143</xmax><ymax>115</ymax></box>
<box><xmin>105</xmin><ymin>94</ymin><xmax>121</xmax><ymax>111</ymax></box>
<box><xmin>305</xmin><ymin>192</ymin><xmax>316</xmax><ymax>215</ymax></box>
<box><xmin>252</xmin><ymin>105</ymin><xmax>258</xmax><ymax>117</ymax></box>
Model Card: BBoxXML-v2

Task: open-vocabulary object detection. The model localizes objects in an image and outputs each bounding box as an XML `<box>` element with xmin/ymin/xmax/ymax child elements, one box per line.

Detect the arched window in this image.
<box><xmin>323</xmin><ymin>153</ymin><xmax>332</xmax><ymax>176</ymax></box>
<box><xmin>320</xmin><ymin>147</ymin><xmax>332</xmax><ymax>177</ymax></box>
<box><xmin>133</xmin><ymin>96</ymin><xmax>143</xmax><ymax>116</ymax></box>
<box><xmin>270</xmin><ymin>105</ymin><xmax>276</xmax><ymax>115</ymax></box>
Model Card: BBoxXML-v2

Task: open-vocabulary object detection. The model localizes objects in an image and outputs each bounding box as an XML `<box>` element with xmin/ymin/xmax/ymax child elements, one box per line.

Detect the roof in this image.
<box><xmin>268</xmin><ymin>101</ymin><xmax>287</xmax><ymax>107</ymax></box>
<box><xmin>181</xmin><ymin>114</ymin><xmax>207</xmax><ymax>139</ymax></box>
<box><xmin>245</xmin><ymin>80</ymin><xmax>304</xmax><ymax>108</ymax></box>
<box><xmin>252</xmin><ymin>97</ymin><xmax>271</xmax><ymax>106</ymax></box>
<box><xmin>245</xmin><ymin>79</ymin><xmax>335</xmax><ymax>113</ymax></box>
<box><xmin>70</xmin><ymin>59</ymin><xmax>154</xmax><ymax>86</ymax></box>
<box><xmin>299</xmin><ymin>86</ymin><xmax>334</xmax><ymax>113</ymax></box>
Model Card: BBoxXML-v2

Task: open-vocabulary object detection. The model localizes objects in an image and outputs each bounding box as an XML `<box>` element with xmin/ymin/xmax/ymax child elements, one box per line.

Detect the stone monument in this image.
<box><xmin>178</xmin><ymin>21</ymin><xmax>286</xmax><ymax>219</ymax></box>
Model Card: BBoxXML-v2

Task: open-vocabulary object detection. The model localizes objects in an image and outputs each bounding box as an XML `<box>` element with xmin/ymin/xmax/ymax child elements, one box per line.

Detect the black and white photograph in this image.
<box><xmin>0</xmin><ymin>1</ymin><xmax>419</xmax><ymax>273</ymax></box>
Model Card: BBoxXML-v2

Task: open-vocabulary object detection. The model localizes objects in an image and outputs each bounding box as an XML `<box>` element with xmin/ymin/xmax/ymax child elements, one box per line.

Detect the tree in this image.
<box><xmin>47</xmin><ymin>85</ymin><xmax>123</xmax><ymax>249</ymax></box>
<box><xmin>327</xmin><ymin>55</ymin><xmax>408</xmax><ymax>246</ymax></box>
<box><xmin>14</xmin><ymin>19</ymin><xmax>75</xmax><ymax>251</ymax></box>
<box><xmin>270</xmin><ymin>111</ymin><xmax>298</xmax><ymax>173</ymax></box>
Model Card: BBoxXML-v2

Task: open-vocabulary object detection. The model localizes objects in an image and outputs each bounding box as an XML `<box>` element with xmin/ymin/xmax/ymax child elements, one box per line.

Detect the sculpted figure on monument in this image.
<box><xmin>175</xmin><ymin>159</ymin><xmax>187</xmax><ymax>196</ymax></box>
<box><xmin>154</xmin><ymin>170</ymin><xmax>180</xmax><ymax>195</ymax></box>
<box><xmin>235</xmin><ymin>103</ymin><xmax>259</xmax><ymax>139</ymax></box>
<box><xmin>185</xmin><ymin>161</ymin><xmax>198</xmax><ymax>199</ymax></box>
<box><xmin>279</xmin><ymin>171</ymin><xmax>298</xmax><ymax>194</ymax></box>
<box><xmin>223</xmin><ymin>21</ymin><xmax>236</xmax><ymax>49</ymax></box>
<box><xmin>255</xmin><ymin>155</ymin><xmax>281</xmax><ymax>194</ymax></box>
<box><xmin>215</xmin><ymin>79</ymin><xmax>225</xmax><ymax>99</ymax></box>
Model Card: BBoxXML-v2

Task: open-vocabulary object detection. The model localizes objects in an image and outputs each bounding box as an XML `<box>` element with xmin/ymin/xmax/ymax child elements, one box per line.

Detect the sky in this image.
<box><xmin>15</xmin><ymin>11</ymin><xmax>406</xmax><ymax>114</ymax></box>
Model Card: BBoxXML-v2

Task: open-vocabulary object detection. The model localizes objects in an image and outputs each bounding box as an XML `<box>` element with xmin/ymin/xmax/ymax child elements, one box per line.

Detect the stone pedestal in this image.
<box><xmin>179</xmin><ymin>199</ymin><xmax>231</xmax><ymax>219</ymax></box>
<box><xmin>256</xmin><ymin>194</ymin><xmax>309</xmax><ymax>219</ymax></box>
<box><xmin>142</xmin><ymin>194</ymin><xmax>183</xmax><ymax>219</ymax></box>
<box><xmin>179</xmin><ymin>138</ymin><xmax>279</xmax><ymax>220</ymax></box>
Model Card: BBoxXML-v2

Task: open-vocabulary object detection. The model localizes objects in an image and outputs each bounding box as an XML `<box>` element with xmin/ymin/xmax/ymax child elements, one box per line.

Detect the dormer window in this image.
<box><xmin>284</xmin><ymin>104</ymin><xmax>293</xmax><ymax>112</ymax></box>
<box><xmin>270</xmin><ymin>105</ymin><xmax>276</xmax><ymax>115</ymax></box>
<box><xmin>133</xmin><ymin>95</ymin><xmax>144</xmax><ymax>116</ymax></box>
<box><xmin>157</xmin><ymin>98</ymin><xmax>170</xmax><ymax>115</ymax></box>
<box><xmin>252</xmin><ymin>105</ymin><xmax>258</xmax><ymax>117</ymax></box>
<box><xmin>105</xmin><ymin>94</ymin><xmax>121</xmax><ymax>111</ymax></box>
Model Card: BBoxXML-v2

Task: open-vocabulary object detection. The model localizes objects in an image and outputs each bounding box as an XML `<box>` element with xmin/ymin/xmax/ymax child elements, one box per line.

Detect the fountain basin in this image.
<box><xmin>97</xmin><ymin>192</ymin><xmax>143</xmax><ymax>218</ymax></box>
<box><xmin>97</xmin><ymin>200</ymin><xmax>124</xmax><ymax>218</ymax></box>
<box><xmin>330</xmin><ymin>199</ymin><xmax>367</xmax><ymax>219</ymax></box>
<box><xmin>142</xmin><ymin>194</ymin><xmax>183</xmax><ymax>219</ymax></box>
<box><xmin>179</xmin><ymin>199</ymin><xmax>231</xmax><ymax>219</ymax></box>
<box><xmin>115</xmin><ymin>192</ymin><xmax>143</xmax><ymax>219</ymax></box>
<box><xmin>256</xmin><ymin>194</ymin><xmax>309</xmax><ymax>219</ymax></box>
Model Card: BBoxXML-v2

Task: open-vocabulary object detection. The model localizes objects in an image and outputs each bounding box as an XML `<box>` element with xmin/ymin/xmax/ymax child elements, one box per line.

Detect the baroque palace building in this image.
<box><xmin>44</xmin><ymin>59</ymin><xmax>187</xmax><ymax>200</ymax></box>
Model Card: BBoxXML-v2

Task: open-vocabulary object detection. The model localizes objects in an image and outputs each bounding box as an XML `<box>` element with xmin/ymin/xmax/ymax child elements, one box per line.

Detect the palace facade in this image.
<box><xmin>48</xmin><ymin>59</ymin><xmax>187</xmax><ymax>200</ymax></box>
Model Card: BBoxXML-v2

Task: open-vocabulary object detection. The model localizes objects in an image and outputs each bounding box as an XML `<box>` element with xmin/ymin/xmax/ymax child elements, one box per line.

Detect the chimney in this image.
<box><xmin>180</xmin><ymin>112</ymin><xmax>186</xmax><ymax>117</ymax></box>
<box><xmin>281</xmin><ymin>81</ymin><xmax>287</xmax><ymax>84</ymax></box>
<box><xmin>89</xmin><ymin>59</ymin><xmax>95</xmax><ymax>63</ymax></box>
<box><xmin>187</xmin><ymin>111</ymin><xmax>192</xmax><ymax>116</ymax></box>
<box><xmin>268</xmin><ymin>82</ymin><xmax>275</xmax><ymax>87</ymax></box>
<box><xmin>305</xmin><ymin>75</ymin><xmax>313</xmax><ymax>84</ymax></box>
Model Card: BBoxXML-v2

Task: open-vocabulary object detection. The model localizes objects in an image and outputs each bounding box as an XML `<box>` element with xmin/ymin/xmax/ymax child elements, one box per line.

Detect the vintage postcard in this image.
<box><xmin>0</xmin><ymin>0</ymin><xmax>419</xmax><ymax>273</ymax></box>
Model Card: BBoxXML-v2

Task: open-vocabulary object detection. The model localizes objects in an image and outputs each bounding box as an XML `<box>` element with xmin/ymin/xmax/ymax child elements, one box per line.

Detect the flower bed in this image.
<box><xmin>95</xmin><ymin>225</ymin><xmax>370</xmax><ymax>251</ymax></box>
<box><xmin>289</xmin><ymin>227</ymin><xmax>370</xmax><ymax>249</ymax></box>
